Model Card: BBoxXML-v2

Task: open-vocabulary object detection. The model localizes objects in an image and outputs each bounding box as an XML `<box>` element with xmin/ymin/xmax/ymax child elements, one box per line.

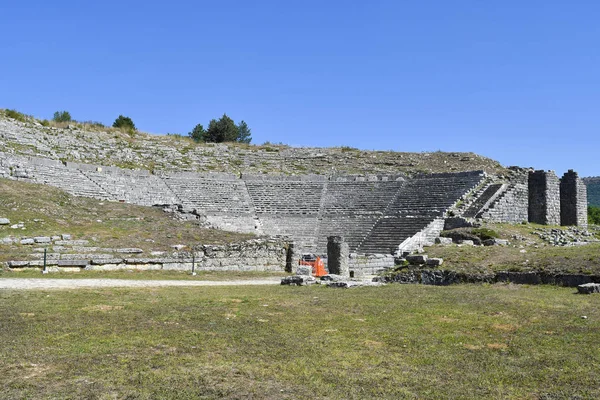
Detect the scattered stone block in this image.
<box><xmin>406</xmin><ymin>254</ymin><xmax>428</xmax><ymax>265</ymax></box>
<box><xmin>61</xmin><ymin>234</ymin><xmax>72</xmax><ymax>240</ymax></box>
<box><xmin>116</xmin><ymin>248</ymin><xmax>144</xmax><ymax>254</ymax></box>
<box><xmin>435</xmin><ymin>237</ymin><xmax>453</xmax><ymax>245</ymax></box>
<box><xmin>2</xmin><ymin>238</ymin><xmax>14</xmax><ymax>244</ymax></box>
<box><xmin>296</xmin><ymin>266</ymin><xmax>313</xmax><ymax>276</ymax></box>
<box><xmin>20</xmin><ymin>238</ymin><xmax>35</xmax><ymax>245</ymax></box>
<box><xmin>8</xmin><ymin>260</ymin><xmax>29</xmax><ymax>267</ymax></box>
<box><xmin>171</xmin><ymin>244</ymin><xmax>186</xmax><ymax>251</ymax></box>
<box><xmin>57</xmin><ymin>260</ymin><xmax>89</xmax><ymax>267</ymax></box>
<box><xmin>281</xmin><ymin>275</ymin><xmax>316</xmax><ymax>286</ymax></box>
<box><xmin>320</xmin><ymin>274</ymin><xmax>344</xmax><ymax>281</ymax></box>
<box><xmin>325</xmin><ymin>280</ymin><xmax>385</xmax><ymax>288</ymax></box>
<box><xmin>426</xmin><ymin>258</ymin><xmax>444</xmax><ymax>267</ymax></box>
<box><xmin>91</xmin><ymin>258</ymin><xmax>124</xmax><ymax>265</ymax></box>
<box><xmin>34</xmin><ymin>236</ymin><xmax>51</xmax><ymax>244</ymax></box>
<box><xmin>459</xmin><ymin>240</ymin><xmax>474</xmax><ymax>246</ymax></box>
<box><xmin>483</xmin><ymin>238</ymin><xmax>510</xmax><ymax>246</ymax></box>
<box><xmin>577</xmin><ymin>283</ymin><xmax>600</xmax><ymax>294</ymax></box>
<box><xmin>0</xmin><ymin>218</ymin><xmax>10</xmax><ymax>225</ymax></box>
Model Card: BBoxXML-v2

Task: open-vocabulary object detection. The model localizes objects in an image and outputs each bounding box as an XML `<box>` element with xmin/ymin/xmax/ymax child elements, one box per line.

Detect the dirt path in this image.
<box><xmin>0</xmin><ymin>278</ymin><xmax>282</xmax><ymax>290</ymax></box>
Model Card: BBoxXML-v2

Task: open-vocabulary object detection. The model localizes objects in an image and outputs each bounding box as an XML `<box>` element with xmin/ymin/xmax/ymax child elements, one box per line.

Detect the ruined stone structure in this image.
<box><xmin>0</xmin><ymin>151</ymin><xmax>486</xmax><ymax>254</ymax></box>
<box><xmin>560</xmin><ymin>170</ymin><xmax>588</xmax><ymax>228</ymax></box>
<box><xmin>327</xmin><ymin>236</ymin><xmax>349</xmax><ymax>277</ymax></box>
<box><xmin>528</xmin><ymin>170</ymin><xmax>561</xmax><ymax>225</ymax></box>
<box><xmin>0</xmin><ymin>149</ymin><xmax>588</xmax><ymax>259</ymax></box>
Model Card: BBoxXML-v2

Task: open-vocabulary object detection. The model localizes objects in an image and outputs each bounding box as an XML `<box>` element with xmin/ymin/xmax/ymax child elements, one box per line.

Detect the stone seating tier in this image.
<box><xmin>83</xmin><ymin>170</ymin><xmax>179</xmax><ymax>206</ymax></box>
<box><xmin>246</xmin><ymin>182</ymin><xmax>324</xmax><ymax>214</ymax></box>
<box><xmin>320</xmin><ymin>181</ymin><xmax>404</xmax><ymax>214</ymax></box>
<box><xmin>357</xmin><ymin>216</ymin><xmax>436</xmax><ymax>254</ymax></box>
<box><xmin>29</xmin><ymin>165</ymin><xmax>113</xmax><ymax>200</ymax></box>
<box><xmin>162</xmin><ymin>176</ymin><xmax>253</xmax><ymax>214</ymax></box>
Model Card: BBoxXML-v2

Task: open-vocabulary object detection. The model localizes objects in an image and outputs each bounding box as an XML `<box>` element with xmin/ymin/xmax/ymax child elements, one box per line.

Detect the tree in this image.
<box><xmin>236</xmin><ymin>120</ymin><xmax>252</xmax><ymax>144</ymax></box>
<box><xmin>188</xmin><ymin>123</ymin><xmax>206</xmax><ymax>142</ymax></box>
<box><xmin>113</xmin><ymin>115</ymin><xmax>136</xmax><ymax>130</ymax></box>
<box><xmin>589</xmin><ymin>206</ymin><xmax>600</xmax><ymax>225</ymax></box>
<box><xmin>204</xmin><ymin>113</ymin><xmax>238</xmax><ymax>143</ymax></box>
<box><xmin>53</xmin><ymin>111</ymin><xmax>72</xmax><ymax>123</ymax></box>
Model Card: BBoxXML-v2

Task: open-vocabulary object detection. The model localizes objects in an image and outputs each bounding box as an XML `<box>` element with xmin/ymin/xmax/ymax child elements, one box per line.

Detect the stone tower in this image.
<box><xmin>528</xmin><ymin>170</ymin><xmax>560</xmax><ymax>225</ymax></box>
<box><xmin>560</xmin><ymin>170</ymin><xmax>588</xmax><ymax>228</ymax></box>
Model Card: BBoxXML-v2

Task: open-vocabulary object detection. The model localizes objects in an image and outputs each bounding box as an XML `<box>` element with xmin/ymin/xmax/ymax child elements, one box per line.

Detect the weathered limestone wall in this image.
<box><xmin>5</xmin><ymin>238</ymin><xmax>288</xmax><ymax>272</ymax></box>
<box><xmin>528</xmin><ymin>170</ymin><xmax>561</xmax><ymax>225</ymax></box>
<box><xmin>348</xmin><ymin>253</ymin><xmax>395</xmax><ymax>276</ymax></box>
<box><xmin>479</xmin><ymin>171</ymin><xmax>529</xmax><ymax>223</ymax></box>
<box><xmin>560</xmin><ymin>170</ymin><xmax>588</xmax><ymax>227</ymax></box>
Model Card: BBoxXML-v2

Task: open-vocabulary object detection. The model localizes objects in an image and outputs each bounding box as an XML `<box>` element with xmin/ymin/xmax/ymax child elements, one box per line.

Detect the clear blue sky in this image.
<box><xmin>1</xmin><ymin>1</ymin><xmax>599</xmax><ymax>176</ymax></box>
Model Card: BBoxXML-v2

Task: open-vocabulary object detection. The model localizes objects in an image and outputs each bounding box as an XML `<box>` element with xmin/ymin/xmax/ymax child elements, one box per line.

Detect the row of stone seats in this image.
<box><xmin>258</xmin><ymin>215</ymin><xmax>319</xmax><ymax>251</ymax></box>
<box><xmin>246</xmin><ymin>182</ymin><xmax>324</xmax><ymax>214</ymax></box>
<box><xmin>315</xmin><ymin>215</ymin><xmax>381</xmax><ymax>253</ymax></box>
<box><xmin>357</xmin><ymin>216</ymin><xmax>436</xmax><ymax>254</ymax></box>
<box><xmin>386</xmin><ymin>174</ymin><xmax>484</xmax><ymax>215</ymax></box>
<box><xmin>82</xmin><ymin>170</ymin><xmax>179</xmax><ymax>206</ymax></box>
<box><xmin>355</xmin><ymin>172</ymin><xmax>484</xmax><ymax>253</ymax></box>
<box><xmin>320</xmin><ymin>181</ymin><xmax>404</xmax><ymax>214</ymax></box>
<box><xmin>29</xmin><ymin>164</ymin><xmax>114</xmax><ymax>200</ymax></box>
<box><xmin>162</xmin><ymin>175</ymin><xmax>254</xmax><ymax>215</ymax></box>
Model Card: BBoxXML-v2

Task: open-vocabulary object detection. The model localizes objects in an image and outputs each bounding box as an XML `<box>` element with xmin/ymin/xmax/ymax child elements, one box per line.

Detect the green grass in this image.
<box><xmin>1</xmin><ymin>284</ymin><xmax>599</xmax><ymax>399</ymax></box>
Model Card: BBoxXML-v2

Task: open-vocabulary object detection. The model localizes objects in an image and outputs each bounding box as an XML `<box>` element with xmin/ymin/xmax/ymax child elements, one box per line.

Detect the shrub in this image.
<box><xmin>112</xmin><ymin>115</ymin><xmax>136</xmax><ymax>131</ymax></box>
<box><xmin>53</xmin><ymin>111</ymin><xmax>72</xmax><ymax>123</ymax></box>
<box><xmin>471</xmin><ymin>228</ymin><xmax>499</xmax><ymax>240</ymax></box>
<box><xmin>589</xmin><ymin>206</ymin><xmax>600</xmax><ymax>225</ymax></box>
<box><xmin>40</xmin><ymin>119</ymin><xmax>50</xmax><ymax>127</ymax></box>
<box><xmin>4</xmin><ymin>109</ymin><xmax>27</xmax><ymax>122</ymax></box>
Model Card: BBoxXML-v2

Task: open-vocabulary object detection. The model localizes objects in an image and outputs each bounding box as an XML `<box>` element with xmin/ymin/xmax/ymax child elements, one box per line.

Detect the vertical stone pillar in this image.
<box><xmin>528</xmin><ymin>170</ymin><xmax>560</xmax><ymax>225</ymax></box>
<box><xmin>560</xmin><ymin>170</ymin><xmax>588</xmax><ymax>227</ymax></box>
<box><xmin>327</xmin><ymin>236</ymin><xmax>349</xmax><ymax>277</ymax></box>
<box><xmin>285</xmin><ymin>241</ymin><xmax>300</xmax><ymax>273</ymax></box>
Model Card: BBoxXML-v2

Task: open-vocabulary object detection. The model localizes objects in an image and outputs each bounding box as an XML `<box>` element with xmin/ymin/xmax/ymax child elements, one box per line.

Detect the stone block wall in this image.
<box><xmin>4</xmin><ymin>237</ymin><xmax>288</xmax><ymax>272</ymax></box>
<box><xmin>560</xmin><ymin>170</ymin><xmax>588</xmax><ymax>227</ymax></box>
<box><xmin>479</xmin><ymin>171</ymin><xmax>529</xmax><ymax>223</ymax></box>
<box><xmin>528</xmin><ymin>170</ymin><xmax>560</xmax><ymax>225</ymax></box>
<box><xmin>348</xmin><ymin>253</ymin><xmax>395</xmax><ymax>276</ymax></box>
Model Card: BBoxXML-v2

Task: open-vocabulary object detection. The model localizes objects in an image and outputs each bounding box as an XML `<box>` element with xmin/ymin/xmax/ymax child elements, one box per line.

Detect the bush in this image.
<box><xmin>589</xmin><ymin>206</ymin><xmax>600</xmax><ymax>225</ymax></box>
<box><xmin>40</xmin><ymin>119</ymin><xmax>50</xmax><ymax>126</ymax></box>
<box><xmin>53</xmin><ymin>111</ymin><xmax>72</xmax><ymax>123</ymax></box>
<box><xmin>4</xmin><ymin>109</ymin><xmax>27</xmax><ymax>122</ymax></box>
<box><xmin>113</xmin><ymin>115</ymin><xmax>136</xmax><ymax>131</ymax></box>
<box><xmin>471</xmin><ymin>228</ymin><xmax>499</xmax><ymax>240</ymax></box>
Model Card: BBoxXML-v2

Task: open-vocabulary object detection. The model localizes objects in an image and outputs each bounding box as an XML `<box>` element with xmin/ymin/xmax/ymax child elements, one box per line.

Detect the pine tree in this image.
<box><xmin>188</xmin><ymin>124</ymin><xmax>206</xmax><ymax>142</ymax></box>
<box><xmin>236</xmin><ymin>120</ymin><xmax>252</xmax><ymax>144</ymax></box>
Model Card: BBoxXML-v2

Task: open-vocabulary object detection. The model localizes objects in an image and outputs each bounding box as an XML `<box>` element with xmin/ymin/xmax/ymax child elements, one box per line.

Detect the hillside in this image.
<box><xmin>583</xmin><ymin>177</ymin><xmax>600</xmax><ymax>206</ymax></box>
<box><xmin>0</xmin><ymin>110</ymin><xmax>506</xmax><ymax>176</ymax></box>
<box><xmin>0</xmin><ymin>178</ymin><xmax>254</xmax><ymax>264</ymax></box>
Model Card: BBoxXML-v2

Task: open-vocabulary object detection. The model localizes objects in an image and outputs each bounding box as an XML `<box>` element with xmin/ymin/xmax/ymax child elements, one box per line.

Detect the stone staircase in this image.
<box><xmin>356</xmin><ymin>171</ymin><xmax>485</xmax><ymax>254</ymax></box>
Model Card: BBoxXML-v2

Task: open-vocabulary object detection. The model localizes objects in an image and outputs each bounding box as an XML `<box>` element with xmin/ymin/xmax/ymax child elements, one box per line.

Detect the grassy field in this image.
<box><xmin>1</xmin><ymin>284</ymin><xmax>599</xmax><ymax>399</ymax></box>
<box><xmin>426</xmin><ymin>222</ymin><xmax>600</xmax><ymax>275</ymax></box>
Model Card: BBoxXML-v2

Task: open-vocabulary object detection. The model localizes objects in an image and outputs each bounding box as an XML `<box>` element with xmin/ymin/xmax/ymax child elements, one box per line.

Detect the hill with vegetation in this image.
<box><xmin>583</xmin><ymin>177</ymin><xmax>600</xmax><ymax>206</ymax></box>
<box><xmin>0</xmin><ymin>109</ymin><xmax>507</xmax><ymax>176</ymax></box>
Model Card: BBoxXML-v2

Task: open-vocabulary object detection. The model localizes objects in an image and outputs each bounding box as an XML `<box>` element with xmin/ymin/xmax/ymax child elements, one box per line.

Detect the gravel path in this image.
<box><xmin>0</xmin><ymin>278</ymin><xmax>282</xmax><ymax>290</ymax></box>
